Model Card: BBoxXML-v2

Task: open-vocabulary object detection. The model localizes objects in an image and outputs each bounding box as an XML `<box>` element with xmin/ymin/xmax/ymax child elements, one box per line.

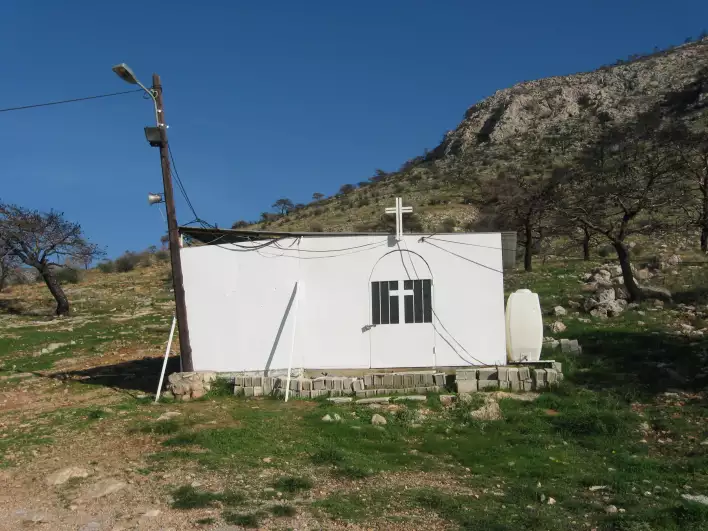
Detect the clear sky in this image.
<box><xmin>1</xmin><ymin>1</ymin><xmax>706</xmax><ymax>258</ymax></box>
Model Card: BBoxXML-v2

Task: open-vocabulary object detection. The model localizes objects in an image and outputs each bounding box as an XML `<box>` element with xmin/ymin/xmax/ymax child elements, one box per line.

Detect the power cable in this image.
<box><xmin>421</xmin><ymin>235</ymin><xmax>516</xmax><ymax>252</ymax></box>
<box><xmin>421</xmin><ymin>240</ymin><xmax>504</xmax><ymax>274</ymax></box>
<box><xmin>0</xmin><ymin>89</ymin><xmax>143</xmax><ymax>113</ymax></box>
<box><xmin>272</xmin><ymin>238</ymin><xmax>388</xmax><ymax>253</ymax></box>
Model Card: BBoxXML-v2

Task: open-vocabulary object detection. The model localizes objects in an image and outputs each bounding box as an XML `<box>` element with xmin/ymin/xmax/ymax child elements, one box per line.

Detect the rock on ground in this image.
<box><xmin>45</xmin><ymin>466</ymin><xmax>90</xmax><ymax>486</ymax></box>
<box><xmin>550</xmin><ymin>321</ymin><xmax>566</xmax><ymax>333</ymax></box>
<box><xmin>682</xmin><ymin>494</ymin><xmax>708</xmax><ymax>506</ymax></box>
<box><xmin>85</xmin><ymin>478</ymin><xmax>126</xmax><ymax>499</ymax></box>
<box><xmin>469</xmin><ymin>400</ymin><xmax>502</xmax><ymax>421</ymax></box>
<box><xmin>371</xmin><ymin>414</ymin><xmax>387</xmax><ymax>426</ymax></box>
<box><xmin>156</xmin><ymin>411</ymin><xmax>181</xmax><ymax>421</ymax></box>
<box><xmin>553</xmin><ymin>306</ymin><xmax>567</xmax><ymax>317</ymax></box>
<box><xmin>321</xmin><ymin>414</ymin><xmax>333</xmax><ymax>422</ymax></box>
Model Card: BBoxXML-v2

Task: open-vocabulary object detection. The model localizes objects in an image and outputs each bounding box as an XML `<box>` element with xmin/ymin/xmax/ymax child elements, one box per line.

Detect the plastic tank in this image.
<box><xmin>505</xmin><ymin>289</ymin><xmax>543</xmax><ymax>363</ymax></box>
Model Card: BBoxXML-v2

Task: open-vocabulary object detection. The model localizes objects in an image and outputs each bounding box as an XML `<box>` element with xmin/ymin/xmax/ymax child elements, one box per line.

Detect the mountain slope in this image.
<box><xmin>247</xmin><ymin>38</ymin><xmax>708</xmax><ymax>234</ymax></box>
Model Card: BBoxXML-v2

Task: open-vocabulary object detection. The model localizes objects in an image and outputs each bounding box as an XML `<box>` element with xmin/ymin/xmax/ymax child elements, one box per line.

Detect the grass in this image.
<box><xmin>271</xmin><ymin>504</ymin><xmax>297</xmax><ymax>517</ymax></box>
<box><xmin>170</xmin><ymin>485</ymin><xmax>245</xmax><ymax>509</ymax></box>
<box><xmin>273</xmin><ymin>475</ymin><xmax>313</xmax><ymax>493</ymax></box>
<box><xmin>222</xmin><ymin>512</ymin><xmax>261</xmax><ymax>527</ymax></box>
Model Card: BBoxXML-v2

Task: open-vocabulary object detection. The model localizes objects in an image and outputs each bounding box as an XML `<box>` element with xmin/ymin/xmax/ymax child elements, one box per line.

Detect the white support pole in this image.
<box><xmin>155</xmin><ymin>315</ymin><xmax>177</xmax><ymax>403</ymax></box>
<box><xmin>284</xmin><ymin>282</ymin><xmax>300</xmax><ymax>402</ymax></box>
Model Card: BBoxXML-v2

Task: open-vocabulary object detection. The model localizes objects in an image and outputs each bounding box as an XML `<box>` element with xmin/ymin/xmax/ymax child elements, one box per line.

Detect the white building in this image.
<box><xmin>179</xmin><ymin>208</ymin><xmax>515</xmax><ymax>374</ymax></box>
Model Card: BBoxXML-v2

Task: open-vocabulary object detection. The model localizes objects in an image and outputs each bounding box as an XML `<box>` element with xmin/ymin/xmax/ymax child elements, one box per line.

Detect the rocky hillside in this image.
<box><xmin>248</xmin><ymin>38</ymin><xmax>708</xmax><ymax>235</ymax></box>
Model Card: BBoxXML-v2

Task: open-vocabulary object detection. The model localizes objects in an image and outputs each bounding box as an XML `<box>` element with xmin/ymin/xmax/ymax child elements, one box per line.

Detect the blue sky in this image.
<box><xmin>1</xmin><ymin>1</ymin><xmax>706</xmax><ymax>258</ymax></box>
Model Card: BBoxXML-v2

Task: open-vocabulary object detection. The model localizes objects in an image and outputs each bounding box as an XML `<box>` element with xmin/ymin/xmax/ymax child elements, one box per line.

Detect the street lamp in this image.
<box><xmin>112</xmin><ymin>63</ymin><xmax>194</xmax><ymax>373</ymax></box>
<box><xmin>112</xmin><ymin>63</ymin><xmax>160</xmax><ymax>126</ymax></box>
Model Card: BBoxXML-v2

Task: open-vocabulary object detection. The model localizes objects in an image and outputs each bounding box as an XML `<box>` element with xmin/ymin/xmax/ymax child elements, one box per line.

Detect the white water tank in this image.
<box><xmin>505</xmin><ymin>289</ymin><xmax>543</xmax><ymax>363</ymax></box>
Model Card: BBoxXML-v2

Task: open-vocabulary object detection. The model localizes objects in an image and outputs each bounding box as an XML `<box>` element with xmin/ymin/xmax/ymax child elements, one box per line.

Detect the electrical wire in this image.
<box><xmin>258</xmin><ymin>240</ymin><xmax>389</xmax><ymax>260</ymax></box>
<box><xmin>0</xmin><ymin>89</ymin><xmax>143</xmax><ymax>113</ymax></box>
<box><xmin>422</xmin><ymin>240</ymin><xmax>504</xmax><ymax>274</ymax></box>
<box><xmin>420</xmin><ymin>235</ymin><xmax>516</xmax><ymax>252</ymax></box>
<box><xmin>272</xmin><ymin>238</ymin><xmax>388</xmax><ymax>253</ymax></box>
<box><xmin>167</xmin><ymin>144</ymin><xmax>206</xmax><ymax>226</ymax></box>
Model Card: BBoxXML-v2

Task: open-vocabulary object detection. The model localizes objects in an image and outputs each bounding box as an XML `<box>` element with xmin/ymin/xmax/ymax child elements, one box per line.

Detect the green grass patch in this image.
<box><xmin>170</xmin><ymin>485</ymin><xmax>245</xmax><ymax>509</ymax></box>
<box><xmin>273</xmin><ymin>476</ymin><xmax>313</xmax><ymax>493</ymax></box>
<box><xmin>270</xmin><ymin>504</ymin><xmax>297</xmax><ymax>517</ymax></box>
<box><xmin>222</xmin><ymin>512</ymin><xmax>261</xmax><ymax>528</ymax></box>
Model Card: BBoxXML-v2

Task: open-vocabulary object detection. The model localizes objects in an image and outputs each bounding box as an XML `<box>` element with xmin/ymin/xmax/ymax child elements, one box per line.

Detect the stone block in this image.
<box><xmin>532</xmin><ymin>369</ymin><xmax>547</xmax><ymax>383</ymax></box>
<box><xmin>518</xmin><ymin>367</ymin><xmax>530</xmax><ymax>380</ymax></box>
<box><xmin>252</xmin><ymin>377</ymin><xmax>262</xmax><ymax>387</ymax></box>
<box><xmin>302</xmin><ymin>380</ymin><xmax>312</xmax><ymax>391</ymax></box>
<box><xmin>552</xmin><ymin>362</ymin><xmax>562</xmax><ymax>374</ymax></box>
<box><xmin>457</xmin><ymin>380</ymin><xmax>478</xmax><ymax>393</ymax></box>
<box><xmin>498</xmin><ymin>367</ymin><xmax>509</xmax><ymax>382</ymax></box>
<box><xmin>364</xmin><ymin>375</ymin><xmax>374</xmax><ymax>388</ymax></box>
<box><xmin>394</xmin><ymin>395</ymin><xmax>427</xmax><ymax>402</ymax></box>
<box><xmin>434</xmin><ymin>373</ymin><xmax>445</xmax><ymax>386</ymax></box>
<box><xmin>509</xmin><ymin>380</ymin><xmax>522</xmax><ymax>391</ymax></box>
<box><xmin>383</xmin><ymin>375</ymin><xmax>394</xmax><ymax>388</ymax></box>
<box><xmin>522</xmin><ymin>380</ymin><xmax>534</xmax><ymax>391</ymax></box>
<box><xmin>414</xmin><ymin>387</ymin><xmax>427</xmax><ymax>394</ymax></box>
<box><xmin>393</xmin><ymin>374</ymin><xmax>404</xmax><ymax>388</ymax></box>
<box><xmin>243</xmin><ymin>377</ymin><xmax>253</xmax><ymax>387</ymax></box>
<box><xmin>313</xmin><ymin>379</ymin><xmax>326</xmax><ymax>391</ymax></box>
<box><xmin>352</xmin><ymin>379</ymin><xmax>364</xmax><ymax>393</ymax></box>
<box><xmin>234</xmin><ymin>376</ymin><xmax>244</xmax><ymax>387</ymax></box>
<box><xmin>374</xmin><ymin>375</ymin><xmax>385</xmax><ymax>389</ymax></box>
<box><xmin>233</xmin><ymin>386</ymin><xmax>243</xmax><ymax>396</ymax></box>
<box><xmin>253</xmin><ymin>386</ymin><xmax>263</xmax><ymax>397</ymax></box>
<box><xmin>478</xmin><ymin>368</ymin><xmax>498</xmax><ymax>381</ymax></box>
<box><xmin>478</xmin><ymin>380</ymin><xmax>499</xmax><ymax>390</ymax></box>
<box><xmin>404</xmin><ymin>375</ymin><xmax>414</xmax><ymax>388</ymax></box>
<box><xmin>329</xmin><ymin>389</ymin><xmax>341</xmax><ymax>397</ymax></box>
<box><xmin>376</xmin><ymin>388</ymin><xmax>389</xmax><ymax>396</ymax></box>
<box><xmin>507</xmin><ymin>368</ymin><xmax>520</xmax><ymax>382</ymax></box>
<box><xmin>356</xmin><ymin>390</ymin><xmax>367</xmax><ymax>398</ymax></box>
<box><xmin>456</xmin><ymin>369</ymin><xmax>476</xmax><ymax>380</ymax></box>
<box><xmin>498</xmin><ymin>381</ymin><xmax>510</xmax><ymax>390</ymax></box>
<box><xmin>546</xmin><ymin>369</ymin><xmax>559</xmax><ymax>384</ymax></box>
<box><xmin>263</xmin><ymin>382</ymin><xmax>272</xmax><ymax>395</ymax></box>
<box><xmin>244</xmin><ymin>387</ymin><xmax>254</xmax><ymax>397</ymax></box>
<box><xmin>365</xmin><ymin>389</ymin><xmax>376</xmax><ymax>397</ymax></box>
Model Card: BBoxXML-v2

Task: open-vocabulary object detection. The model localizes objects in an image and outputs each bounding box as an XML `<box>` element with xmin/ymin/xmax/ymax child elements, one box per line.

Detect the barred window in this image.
<box><xmin>371</xmin><ymin>279</ymin><xmax>431</xmax><ymax>325</ymax></box>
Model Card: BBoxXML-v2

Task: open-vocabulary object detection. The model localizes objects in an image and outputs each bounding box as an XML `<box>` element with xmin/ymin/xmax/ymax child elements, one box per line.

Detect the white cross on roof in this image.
<box><xmin>384</xmin><ymin>197</ymin><xmax>413</xmax><ymax>240</ymax></box>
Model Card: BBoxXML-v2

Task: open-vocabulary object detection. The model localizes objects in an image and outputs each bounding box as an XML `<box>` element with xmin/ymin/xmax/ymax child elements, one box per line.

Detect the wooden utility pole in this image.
<box><xmin>152</xmin><ymin>73</ymin><xmax>194</xmax><ymax>372</ymax></box>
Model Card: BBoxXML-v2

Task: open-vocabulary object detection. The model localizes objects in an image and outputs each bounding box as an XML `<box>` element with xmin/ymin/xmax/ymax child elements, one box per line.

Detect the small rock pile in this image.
<box><xmin>581</xmin><ymin>264</ymin><xmax>629</xmax><ymax>318</ymax></box>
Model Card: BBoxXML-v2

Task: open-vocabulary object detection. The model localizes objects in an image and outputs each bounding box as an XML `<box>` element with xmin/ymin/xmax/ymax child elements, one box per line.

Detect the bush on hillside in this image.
<box><xmin>54</xmin><ymin>266</ymin><xmax>82</xmax><ymax>284</ymax></box>
<box><xmin>115</xmin><ymin>252</ymin><xmax>141</xmax><ymax>273</ymax></box>
<box><xmin>155</xmin><ymin>249</ymin><xmax>170</xmax><ymax>262</ymax></box>
<box><xmin>97</xmin><ymin>260</ymin><xmax>115</xmax><ymax>273</ymax></box>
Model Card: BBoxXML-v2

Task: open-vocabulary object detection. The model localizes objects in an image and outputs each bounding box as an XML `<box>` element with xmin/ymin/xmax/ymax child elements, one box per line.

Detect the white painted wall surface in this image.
<box><xmin>181</xmin><ymin>233</ymin><xmax>506</xmax><ymax>372</ymax></box>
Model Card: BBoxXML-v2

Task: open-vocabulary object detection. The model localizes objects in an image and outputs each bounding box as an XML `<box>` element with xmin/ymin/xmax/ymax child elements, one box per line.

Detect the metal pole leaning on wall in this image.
<box><xmin>155</xmin><ymin>315</ymin><xmax>177</xmax><ymax>403</ymax></box>
<box><xmin>284</xmin><ymin>282</ymin><xmax>300</xmax><ymax>402</ymax></box>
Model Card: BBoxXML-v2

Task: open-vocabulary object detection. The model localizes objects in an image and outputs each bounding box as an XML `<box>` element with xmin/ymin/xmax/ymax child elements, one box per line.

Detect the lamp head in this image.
<box><xmin>148</xmin><ymin>193</ymin><xmax>164</xmax><ymax>205</ymax></box>
<box><xmin>112</xmin><ymin>63</ymin><xmax>139</xmax><ymax>85</ymax></box>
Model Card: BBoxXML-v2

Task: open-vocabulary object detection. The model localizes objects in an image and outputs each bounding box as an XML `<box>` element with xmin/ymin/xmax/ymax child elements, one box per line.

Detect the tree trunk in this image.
<box><xmin>582</xmin><ymin>226</ymin><xmax>591</xmax><ymax>260</ymax></box>
<box><xmin>523</xmin><ymin>224</ymin><xmax>533</xmax><ymax>272</ymax></box>
<box><xmin>701</xmin><ymin>225</ymin><xmax>707</xmax><ymax>253</ymax></box>
<box><xmin>613</xmin><ymin>241</ymin><xmax>642</xmax><ymax>301</ymax></box>
<box><xmin>41</xmin><ymin>268</ymin><xmax>70</xmax><ymax>315</ymax></box>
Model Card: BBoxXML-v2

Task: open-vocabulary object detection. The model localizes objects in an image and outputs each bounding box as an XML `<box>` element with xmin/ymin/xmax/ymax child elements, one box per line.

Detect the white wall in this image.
<box><xmin>181</xmin><ymin>233</ymin><xmax>506</xmax><ymax>372</ymax></box>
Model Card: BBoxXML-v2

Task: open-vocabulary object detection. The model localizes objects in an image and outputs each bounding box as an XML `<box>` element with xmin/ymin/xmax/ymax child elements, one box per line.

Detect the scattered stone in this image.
<box><xmin>700</xmin><ymin>439</ymin><xmax>708</xmax><ymax>446</ymax></box>
<box><xmin>142</xmin><ymin>509</ymin><xmax>161</xmax><ymax>518</ymax></box>
<box><xmin>393</xmin><ymin>395</ymin><xmax>426</xmax><ymax>402</ymax></box>
<box><xmin>568</xmin><ymin>300</ymin><xmax>581</xmax><ymax>309</ymax></box>
<box><xmin>605</xmin><ymin>505</ymin><xmax>618</xmax><ymax>514</ymax></box>
<box><xmin>643</xmin><ymin>285</ymin><xmax>672</xmax><ymax>302</ymax></box>
<box><xmin>667</xmin><ymin>254</ymin><xmax>682</xmax><ymax>266</ymax></box>
<box><xmin>156</xmin><ymin>411</ymin><xmax>181</xmax><ymax>421</ymax></box>
<box><xmin>326</xmin><ymin>397</ymin><xmax>353</xmax><ymax>404</ymax></box>
<box><xmin>547</xmin><ymin>497</ymin><xmax>556</xmax><ymax>505</ymax></box>
<box><xmin>682</xmin><ymin>494</ymin><xmax>708</xmax><ymax>506</ymax></box>
<box><xmin>590</xmin><ymin>307</ymin><xmax>608</xmax><ymax>319</ymax></box>
<box><xmin>636</xmin><ymin>268</ymin><xmax>653</xmax><ymax>281</ymax></box>
<box><xmin>596</xmin><ymin>287</ymin><xmax>616</xmax><ymax>303</ymax></box>
<box><xmin>86</xmin><ymin>478</ymin><xmax>126</xmax><ymax>499</ymax></box>
<box><xmin>469</xmin><ymin>400</ymin><xmax>502</xmax><ymax>421</ymax></box>
<box><xmin>550</xmin><ymin>321</ymin><xmax>566</xmax><ymax>333</ymax></box>
<box><xmin>356</xmin><ymin>397</ymin><xmax>390</xmax><ymax>404</ymax></box>
<box><xmin>321</xmin><ymin>414</ymin><xmax>334</xmax><ymax>422</ymax></box>
<box><xmin>589</xmin><ymin>485</ymin><xmax>609</xmax><ymax>492</ymax></box>
<box><xmin>553</xmin><ymin>306</ymin><xmax>567</xmax><ymax>317</ymax></box>
<box><xmin>439</xmin><ymin>395</ymin><xmax>456</xmax><ymax>407</ymax></box>
<box><xmin>263</xmin><ymin>457</ymin><xmax>272</xmax><ymax>463</ymax></box>
<box><xmin>371</xmin><ymin>414</ymin><xmax>387</xmax><ymax>426</ymax></box>
<box><xmin>46</xmin><ymin>466</ymin><xmax>90</xmax><ymax>486</ymax></box>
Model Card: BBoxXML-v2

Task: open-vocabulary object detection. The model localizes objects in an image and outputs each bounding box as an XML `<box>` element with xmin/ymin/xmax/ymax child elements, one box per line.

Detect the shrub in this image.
<box><xmin>392</xmin><ymin>183</ymin><xmax>405</xmax><ymax>194</ymax></box>
<box><xmin>597</xmin><ymin>245</ymin><xmax>613</xmax><ymax>258</ymax></box>
<box><xmin>115</xmin><ymin>252</ymin><xmax>141</xmax><ymax>273</ymax></box>
<box><xmin>97</xmin><ymin>260</ymin><xmax>115</xmax><ymax>273</ymax></box>
<box><xmin>339</xmin><ymin>184</ymin><xmax>355</xmax><ymax>194</ymax></box>
<box><xmin>54</xmin><ymin>266</ymin><xmax>82</xmax><ymax>284</ymax></box>
<box><xmin>357</xmin><ymin>197</ymin><xmax>370</xmax><ymax>207</ymax></box>
<box><xmin>155</xmin><ymin>249</ymin><xmax>169</xmax><ymax>262</ymax></box>
<box><xmin>273</xmin><ymin>476</ymin><xmax>313</xmax><ymax>493</ymax></box>
<box><xmin>439</xmin><ymin>217</ymin><xmax>457</xmax><ymax>232</ymax></box>
<box><xmin>309</xmin><ymin>222</ymin><xmax>324</xmax><ymax>232</ymax></box>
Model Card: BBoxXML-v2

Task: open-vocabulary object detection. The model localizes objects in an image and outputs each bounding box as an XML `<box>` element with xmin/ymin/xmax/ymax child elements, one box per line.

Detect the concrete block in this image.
<box><xmin>252</xmin><ymin>377</ymin><xmax>263</xmax><ymax>387</ymax></box>
<box><xmin>394</xmin><ymin>395</ymin><xmax>426</xmax><ymax>402</ymax></box>
<box><xmin>533</xmin><ymin>369</ymin><xmax>547</xmax><ymax>383</ymax></box>
<box><xmin>478</xmin><ymin>380</ymin><xmax>499</xmax><ymax>390</ymax></box>
<box><xmin>234</xmin><ymin>376</ymin><xmax>243</xmax><ymax>387</ymax></box>
<box><xmin>364</xmin><ymin>375</ymin><xmax>374</xmax><ymax>388</ymax></box>
<box><xmin>507</xmin><ymin>368</ymin><xmax>520</xmax><ymax>382</ymax></box>
<box><xmin>434</xmin><ymin>373</ymin><xmax>445</xmax><ymax>386</ymax></box>
<box><xmin>552</xmin><ymin>362</ymin><xmax>562</xmax><ymax>374</ymax></box>
<box><xmin>233</xmin><ymin>386</ymin><xmax>243</xmax><ymax>396</ymax></box>
<box><xmin>522</xmin><ymin>380</ymin><xmax>534</xmax><ymax>391</ymax></box>
<box><xmin>404</xmin><ymin>375</ymin><xmax>414</xmax><ymax>388</ymax></box>
<box><xmin>376</xmin><ymin>388</ymin><xmax>389</xmax><ymax>396</ymax></box>
<box><xmin>457</xmin><ymin>369</ymin><xmax>476</xmax><ymax>380</ymax></box>
<box><xmin>510</xmin><ymin>380</ymin><xmax>522</xmax><ymax>391</ymax></box>
<box><xmin>253</xmin><ymin>386</ymin><xmax>263</xmax><ymax>397</ymax></box>
<box><xmin>498</xmin><ymin>381</ymin><xmax>510</xmax><ymax>390</ymax></box>
<box><xmin>546</xmin><ymin>369</ymin><xmax>559</xmax><ymax>384</ymax></box>
<box><xmin>393</xmin><ymin>374</ymin><xmax>404</xmax><ymax>388</ymax></box>
<box><xmin>457</xmin><ymin>380</ymin><xmax>478</xmax><ymax>393</ymax></box>
<box><xmin>313</xmin><ymin>379</ymin><xmax>326</xmax><ymax>391</ymax></box>
<box><xmin>375</xmin><ymin>375</ymin><xmax>385</xmax><ymax>389</ymax></box>
<box><xmin>263</xmin><ymin>382</ymin><xmax>272</xmax><ymax>395</ymax></box>
<box><xmin>414</xmin><ymin>387</ymin><xmax>427</xmax><ymax>394</ymax></box>
<box><xmin>329</xmin><ymin>389</ymin><xmax>342</xmax><ymax>397</ymax></box>
<box><xmin>518</xmin><ymin>367</ymin><xmax>531</xmax><ymax>380</ymax></box>
<box><xmin>244</xmin><ymin>387</ymin><xmax>254</xmax><ymax>397</ymax></box>
<box><xmin>365</xmin><ymin>389</ymin><xmax>376</xmax><ymax>397</ymax></box>
<box><xmin>327</xmin><ymin>397</ymin><xmax>353</xmax><ymax>403</ymax></box>
<box><xmin>478</xmin><ymin>368</ymin><xmax>498</xmax><ymax>381</ymax></box>
<box><xmin>383</xmin><ymin>375</ymin><xmax>394</xmax><ymax>388</ymax></box>
<box><xmin>356</xmin><ymin>390</ymin><xmax>367</xmax><ymax>398</ymax></box>
<box><xmin>356</xmin><ymin>397</ymin><xmax>390</xmax><ymax>404</ymax></box>
<box><xmin>243</xmin><ymin>377</ymin><xmax>253</xmax><ymax>387</ymax></box>
<box><xmin>352</xmin><ymin>379</ymin><xmax>364</xmax><ymax>393</ymax></box>
<box><xmin>302</xmin><ymin>380</ymin><xmax>312</xmax><ymax>391</ymax></box>
<box><xmin>498</xmin><ymin>367</ymin><xmax>509</xmax><ymax>382</ymax></box>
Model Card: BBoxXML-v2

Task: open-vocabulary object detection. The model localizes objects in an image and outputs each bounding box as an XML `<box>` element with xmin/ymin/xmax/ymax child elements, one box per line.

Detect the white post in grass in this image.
<box><xmin>155</xmin><ymin>315</ymin><xmax>177</xmax><ymax>403</ymax></box>
<box><xmin>284</xmin><ymin>282</ymin><xmax>300</xmax><ymax>402</ymax></box>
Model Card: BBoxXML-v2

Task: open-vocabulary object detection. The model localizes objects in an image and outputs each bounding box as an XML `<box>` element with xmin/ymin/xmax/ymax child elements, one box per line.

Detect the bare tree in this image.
<box><xmin>672</xmin><ymin>127</ymin><xmax>708</xmax><ymax>251</ymax></box>
<box><xmin>0</xmin><ymin>203</ymin><xmax>104</xmax><ymax>315</ymax></box>
<box><xmin>0</xmin><ymin>242</ymin><xmax>21</xmax><ymax>292</ymax></box>
<box><xmin>311</xmin><ymin>192</ymin><xmax>324</xmax><ymax>202</ymax></box>
<box><xmin>556</xmin><ymin>115</ymin><xmax>684</xmax><ymax>300</ymax></box>
<box><xmin>476</xmin><ymin>171</ymin><xmax>559</xmax><ymax>272</ymax></box>
<box><xmin>272</xmin><ymin>198</ymin><xmax>294</xmax><ymax>215</ymax></box>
